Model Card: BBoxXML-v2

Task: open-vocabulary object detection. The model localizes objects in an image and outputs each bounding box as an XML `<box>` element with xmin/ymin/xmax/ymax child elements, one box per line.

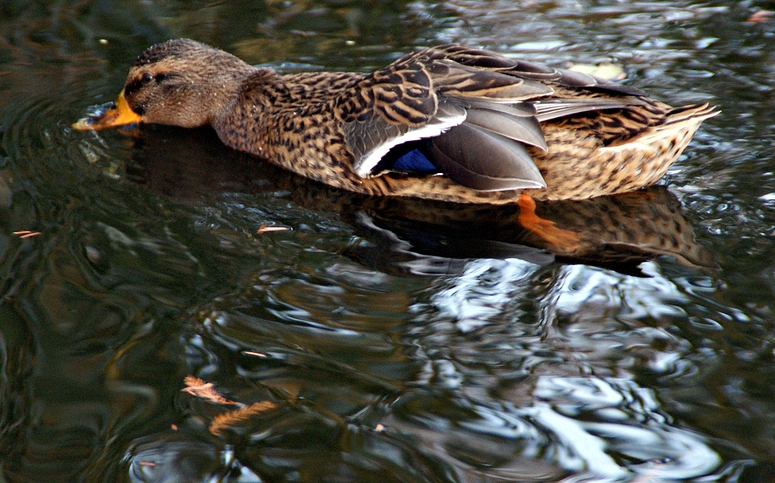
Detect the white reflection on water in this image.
<box><xmin>430</xmin><ymin>257</ymin><xmax>541</xmax><ymax>331</ymax></box>
<box><xmin>536</xmin><ymin>264</ymin><xmax>700</xmax><ymax>377</ymax></box>
<box><xmin>545</xmin><ymin>264</ymin><xmax>690</xmax><ymax>326</ymax></box>
<box><xmin>531</xmin><ymin>376</ymin><xmax>721</xmax><ymax>478</ymax></box>
<box><xmin>527</xmin><ymin>403</ymin><xmax>628</xmax><ymax>478</ymax></box>
<box><xmin>409</xmin><ymin>259</ymin><xmax>727</xmax><ymax>479</ymax></box>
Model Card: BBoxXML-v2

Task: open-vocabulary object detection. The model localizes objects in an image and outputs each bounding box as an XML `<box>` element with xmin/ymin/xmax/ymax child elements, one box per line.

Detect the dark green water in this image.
<box><xmin>2</xmin><ymin>1</ymin><xmax>775</xmax><ymax>481</ymax></box>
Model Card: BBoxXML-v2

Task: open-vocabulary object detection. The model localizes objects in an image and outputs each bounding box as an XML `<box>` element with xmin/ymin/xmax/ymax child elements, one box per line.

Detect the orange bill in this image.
<box><xmin>72</xmin><ymin>90</ymin><xmax>142</xmax><ymax>131</ymax></box>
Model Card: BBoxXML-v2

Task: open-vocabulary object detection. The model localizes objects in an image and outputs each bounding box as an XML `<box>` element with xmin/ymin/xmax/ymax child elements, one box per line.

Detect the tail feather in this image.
<box><xmin>607</xmin><ymin>102</ymin><xmax>717</xmax><ymax>147</ymax></box>
<box><xmin>661</xmin><ymin>102</ymin><xmax>719</xmax><ymax>126</ymax></box>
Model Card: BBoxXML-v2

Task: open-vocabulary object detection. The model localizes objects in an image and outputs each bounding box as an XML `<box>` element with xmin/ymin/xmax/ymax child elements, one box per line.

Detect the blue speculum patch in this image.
<box><xmin>391</xmin><ymin>148</ymin><xmax>438</xmax><ymax>173</ymax></box>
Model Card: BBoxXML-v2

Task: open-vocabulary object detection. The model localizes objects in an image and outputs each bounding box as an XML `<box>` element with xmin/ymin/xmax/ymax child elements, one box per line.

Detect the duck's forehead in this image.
<box><xmin>126</xmin><ymin>59</ymin><xmax>176</xmax><ymax>84</ymax></box>
<box><xmin>133</xmin><ymin>46</ymin><xmax>171</xmax><ymax>67</ymax></box>
<box><xmin>131</xmin><ymin>39</ymin><xmax>201</xmax><ymax>67</ymax></box>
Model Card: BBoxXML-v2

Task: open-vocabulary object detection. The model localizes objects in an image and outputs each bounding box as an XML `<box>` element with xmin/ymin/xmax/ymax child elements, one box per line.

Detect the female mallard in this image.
<box><xmin>74</xmin><ymin>39</ymin><xmax>716</xmax><ymax>203</ymax></box>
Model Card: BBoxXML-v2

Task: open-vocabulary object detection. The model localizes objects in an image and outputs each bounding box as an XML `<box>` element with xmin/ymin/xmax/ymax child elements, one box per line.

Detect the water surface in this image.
<box><xmin>1</xmin><ymin>1</ymin><xmax>774</xmax><ymax>482</ymax></box>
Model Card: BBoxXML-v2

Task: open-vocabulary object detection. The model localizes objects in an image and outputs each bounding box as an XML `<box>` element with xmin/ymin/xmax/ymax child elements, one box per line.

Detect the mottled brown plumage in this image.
<box><xmin>74</xmin><ymin>39</ymin><xmax>717</xmax><ymax>203</ymax></box>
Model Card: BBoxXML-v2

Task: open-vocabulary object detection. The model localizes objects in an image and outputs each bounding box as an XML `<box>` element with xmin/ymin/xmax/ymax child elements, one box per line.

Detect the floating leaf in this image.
<box><xmin>256</xmin><ymin>224</ymin><xmax>290</xmax><ymax>234</ymax></box>
<box><xmin>182</xmin><ymin>375</ymin><xmax>239</xmax><ymax>405</ymax></box>
<box><xmin>13</xmin><ymin>230</ymin><xmax>42</xmax><ymax>238</ymax></box>
<box><xmin>747</xmin><ymin>10</ymin><xmax>773</xmax><ymax>23</ymax></box>
<box><xmin>209</xmin><ymin>401</ymin><xmax>278</xmax><ymax>436</ymax></box>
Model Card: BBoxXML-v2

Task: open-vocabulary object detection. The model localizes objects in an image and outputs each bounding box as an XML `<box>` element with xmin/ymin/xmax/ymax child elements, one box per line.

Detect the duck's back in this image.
<box><xmin>214</xmin><ymin>45</ymin><xmax>716</xmax><ymax>202</ymax></box>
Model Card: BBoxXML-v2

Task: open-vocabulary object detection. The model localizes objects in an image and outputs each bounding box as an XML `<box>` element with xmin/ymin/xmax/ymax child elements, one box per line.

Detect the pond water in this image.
<box><xmin>1</xmin><ymin>0</ymin><xmax>775</xmax><ymax>481</ymax></box>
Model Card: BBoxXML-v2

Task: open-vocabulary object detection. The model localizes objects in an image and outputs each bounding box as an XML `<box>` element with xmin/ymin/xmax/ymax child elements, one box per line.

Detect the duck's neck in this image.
<box><xmin>211</xmin><ymin>68</ymin><xmax>287</xmax><ymax>151</ymax></box>
<box><xmin>211</xmin><ymin>68</ymin><xmax>366</xmax><ymax>193</ymax></box>
<box><xmin>201</xmin><ymin>60</ymin><xmax>258</xmax><ymax>125</ymax></box>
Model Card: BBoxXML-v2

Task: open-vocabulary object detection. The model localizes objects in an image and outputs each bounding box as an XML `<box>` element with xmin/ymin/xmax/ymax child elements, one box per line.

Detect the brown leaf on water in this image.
<box><xmin>748</xmin><ymin>10</ymin><xmax>773</xmax><ymax>22</ymax></box>
<box><xmin>13</xmin><ymin>230</ymin><xmax>42</xmax><ymax>238</ymax></box>
<box><xmin>182</xmin><ymin>375</ymin><xmax>239</xmax><ymax>405</ymax></box>
<box><xmin>183</xmin><ymin>375</ymin><xmax>204</xmax><ymax>387</ymax></box>
<box><xmin>256</xmin><ymin>224</ymin><xmax>289</xmax><ymax>234</ymax></box>
<box><xmin>209</xmin><ymin>401</ymin><xmax>278</xmax><ymax>436</ymax></box>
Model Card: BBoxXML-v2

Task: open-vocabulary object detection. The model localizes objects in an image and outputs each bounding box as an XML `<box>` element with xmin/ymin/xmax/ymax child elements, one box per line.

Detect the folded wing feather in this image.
<box><xmin>425</xmin><ymin>123</ymin><xmax>546</xmax><ymax>191</ymax></box>
<box><xmin>340</xmin><ymin>46</ymin><xmax>647</xmax><ymax>192</ymax></box>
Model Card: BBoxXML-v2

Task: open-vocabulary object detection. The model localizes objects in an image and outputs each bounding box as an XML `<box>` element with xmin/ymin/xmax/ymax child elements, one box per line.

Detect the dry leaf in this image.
<box><xmin>748</xmin><ymin>10</ymin><xmax>773</xmax><ymax>22</ymax></box>
<box><xmin>256</xmin><ymin>224</ymin><xmax>289</xmax><ymax>234</ymax></box>
<box><xmin>182</xmin><ymin>375</ymin><xmax>239</xmax><ymax>405</ymax></box>
<box><xmin>13</xmin><ymin>230</ymin><xmax>42</xmax><ymax>238</ymax></box>
<box><xmin>209</xmin><ymin>401</ymin><xmax>278</xmax><ymax>435</ymax></box>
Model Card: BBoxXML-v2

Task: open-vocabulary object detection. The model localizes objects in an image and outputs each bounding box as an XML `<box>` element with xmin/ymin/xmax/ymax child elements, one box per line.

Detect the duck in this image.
<box><xmin>74</xmin><ymin>39</ymin><xmax>717</xmax><ymax>203</ymax></box>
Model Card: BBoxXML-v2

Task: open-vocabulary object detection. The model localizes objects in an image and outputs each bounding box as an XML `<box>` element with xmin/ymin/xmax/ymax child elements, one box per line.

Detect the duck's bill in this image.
<box><xmin>72</xmin><ymin>90</ymin><xmax>142</xmax><ymax>131</ymax></box>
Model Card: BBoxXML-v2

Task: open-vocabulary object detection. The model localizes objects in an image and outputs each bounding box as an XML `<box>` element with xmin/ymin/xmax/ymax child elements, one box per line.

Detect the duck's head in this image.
<box><xmin>74</xmin><ymin>39</ymin><xmax>253</xmax><ymax>131</ymax></box>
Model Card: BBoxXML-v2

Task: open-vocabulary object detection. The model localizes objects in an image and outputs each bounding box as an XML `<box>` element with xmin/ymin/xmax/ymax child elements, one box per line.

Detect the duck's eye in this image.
<box><xmin>142</xmin><ymin>73</ymin><xmax>153</xmax><ymax>84</ymax></box>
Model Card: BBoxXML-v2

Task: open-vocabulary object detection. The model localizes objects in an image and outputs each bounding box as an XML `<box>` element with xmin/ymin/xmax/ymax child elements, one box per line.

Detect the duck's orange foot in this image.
<box><xmin>518</xmin><ymin>194</ymin><xmax>582</xmax><ymax>251</ymax></box>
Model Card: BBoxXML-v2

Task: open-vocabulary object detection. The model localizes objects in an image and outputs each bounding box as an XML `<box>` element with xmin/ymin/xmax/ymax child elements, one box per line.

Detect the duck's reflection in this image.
<box><xmin>345</xmin><ymin>185</ymin><xmax>715</xmax><ymax>276</ymax></box>
<box><xmin>121</xmin><ymin>125</ymin><xmax>714</xmax><ymax>275</ymax></box>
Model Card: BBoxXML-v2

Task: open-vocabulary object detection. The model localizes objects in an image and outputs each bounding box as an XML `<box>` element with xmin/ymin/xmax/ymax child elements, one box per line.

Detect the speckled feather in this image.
<box><xmin>112</xmin><ymin>39</ymin><xmax>717</xmax><ymax>203</ymax></box>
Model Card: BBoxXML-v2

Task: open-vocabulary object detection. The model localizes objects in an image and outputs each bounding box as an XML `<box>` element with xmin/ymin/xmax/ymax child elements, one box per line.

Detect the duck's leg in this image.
<box><xmin>518</xmin><ymin>194</ymin><xmax>581</xmax><ymax>250</ymax></box>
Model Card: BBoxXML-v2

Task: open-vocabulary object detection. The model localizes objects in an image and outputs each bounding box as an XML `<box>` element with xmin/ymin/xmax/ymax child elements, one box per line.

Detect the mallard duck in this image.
<box><xmin>74</xmin><ymin>39</ymin><xmax>717</xmax><ymax>203</ymax></box>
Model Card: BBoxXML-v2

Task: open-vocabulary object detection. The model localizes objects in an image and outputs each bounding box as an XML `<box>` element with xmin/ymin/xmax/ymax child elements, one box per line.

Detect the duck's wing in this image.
<box><xmin>531</xmin><ymin>97</ymin><xmax>649</xmax><ymax>122</ymax></box>
<box><xmin>339</xmin><ymin>52</ymin><xmax>557</xmax><ymax>191</ymax></box>
<box><xmin>430</xmin><ymin>44</ymin><xmax>646</xmax><ymax>96</ymax></box>
<box><xmin>339</xmin><ymin>45</ymin><xmax>647</xmax><ymax>192</ymax></box>
<box><xmin>341</xmin><ymin>93</ymin><xmax>467</xmax><ymax>178</ymax></box>
<box><xmin>431</xmin><ymin>44</ymin><xmax>649</xmax><ymax>114</ymax></box>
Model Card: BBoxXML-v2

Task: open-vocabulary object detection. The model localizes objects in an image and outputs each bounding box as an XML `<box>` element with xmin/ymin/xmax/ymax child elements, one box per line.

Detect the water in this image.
<box><xmin>1</xmin><ymin>0</ymin><xmax>774</xmax><ymax>481</ymax></box>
